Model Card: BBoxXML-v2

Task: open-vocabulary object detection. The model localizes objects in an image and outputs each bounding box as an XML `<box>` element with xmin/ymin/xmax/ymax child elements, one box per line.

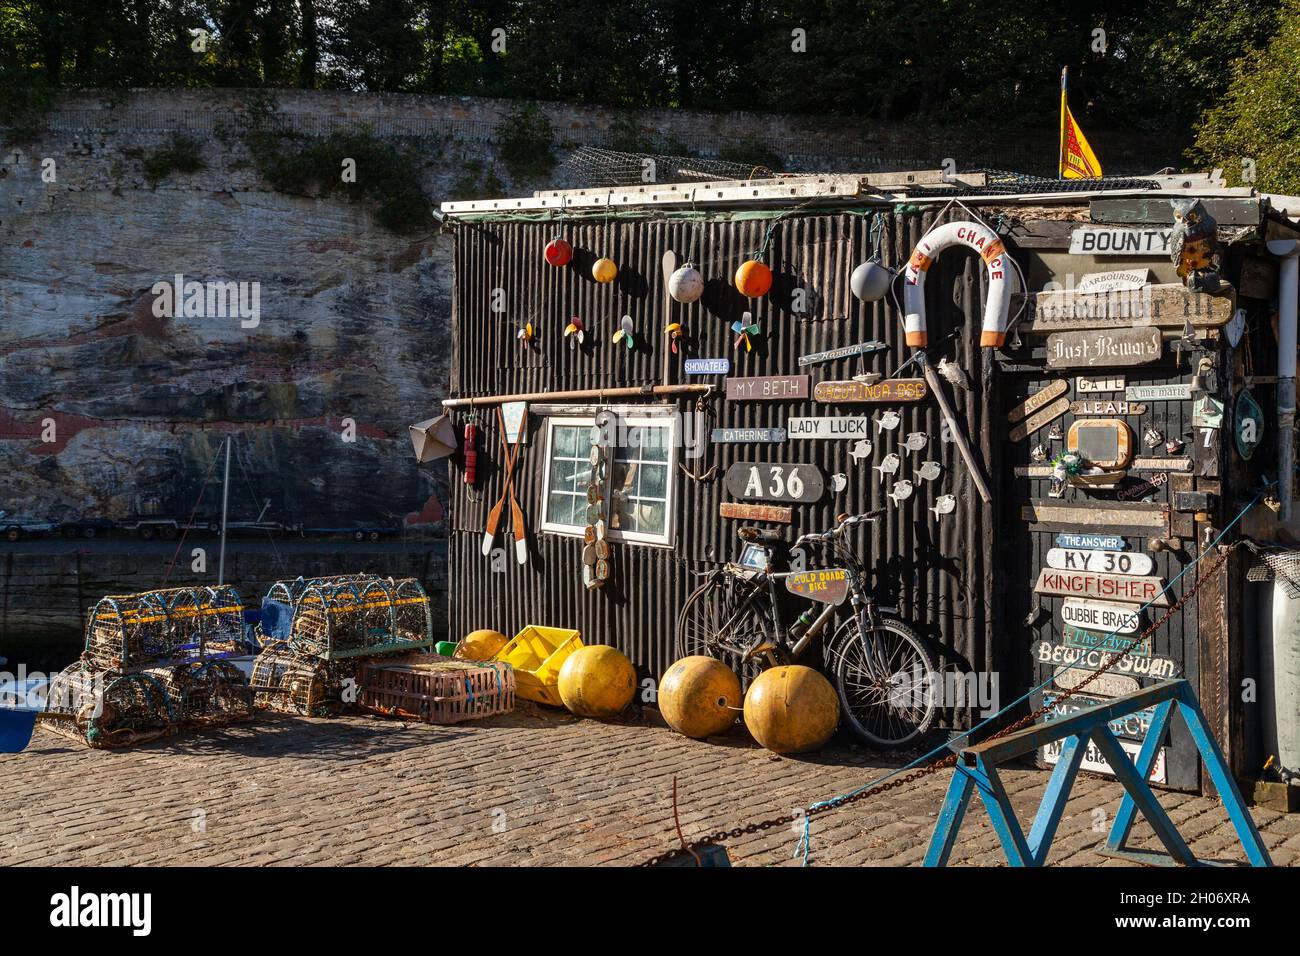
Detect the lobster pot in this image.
<box><xmin>43</xmin><ymin>661</ymin><xmax>176</xmax><ymax>749</ymax></box>
<box><xmin>289</xmin><ymin>577</ymin><xmax>434</xmax><ymax>660</ymax></box>
<box><xmin>145</xmin><ymin>660</ymin><xmax>253</xmax><ymax>725</ymax></box>
<box><xmin>250</xmin><ymin>641</ymin><xmax>356</xmax><ymax>717</ymax></box>
<box><xmin>84</xmin><ymin>585</ymin><xmax>246</xmax><ymax>669</ymax></box>
<box><xmin>359</xmin><ymin>656</ymin><xmax>515</xmax><ymax>724</ymax></box>
<box><xmin>263</xmin><ymin>573</ymin><xmax>372</xmax><ymax>607</ymax></box>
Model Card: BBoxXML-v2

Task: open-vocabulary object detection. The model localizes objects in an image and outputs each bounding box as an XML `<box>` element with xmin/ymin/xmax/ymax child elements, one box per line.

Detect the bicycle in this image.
<box><xmin>675</xmin><ymin>510</ymin><xmax>938</xmax><ymax>749</ymax></box>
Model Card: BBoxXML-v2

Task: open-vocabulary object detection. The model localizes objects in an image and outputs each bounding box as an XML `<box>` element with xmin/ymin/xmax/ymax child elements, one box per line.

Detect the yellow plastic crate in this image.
<box><xmin>493</xmin><ymin>626</ymin><xmax>583</xmax><ymax>706</ymax></box>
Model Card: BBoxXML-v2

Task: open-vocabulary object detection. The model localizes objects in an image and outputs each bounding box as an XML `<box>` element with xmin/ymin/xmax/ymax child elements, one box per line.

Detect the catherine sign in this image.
<box><xmin>1034</xmin><ymin>567</ymin><xmax>1169</xmax><ymax>606</ymax></box>
<box><xmin>787</xmin><ymin>416</ymin><xmax>869</xmax><ymax>439</ymax></box>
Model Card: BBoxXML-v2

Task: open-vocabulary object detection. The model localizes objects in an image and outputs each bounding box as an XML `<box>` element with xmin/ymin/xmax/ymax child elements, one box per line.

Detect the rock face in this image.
<box><xmin>0</xmin><ymin>93</ymin><xmax>456</xmax><ymax>531</ymax></box>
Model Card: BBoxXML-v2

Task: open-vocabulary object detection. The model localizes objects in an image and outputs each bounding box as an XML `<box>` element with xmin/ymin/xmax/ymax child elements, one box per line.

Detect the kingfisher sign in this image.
<box><xmin>1033</xmin><ymin>568</ymin><xmax>1169</xmax><ymax>606</ymax></box>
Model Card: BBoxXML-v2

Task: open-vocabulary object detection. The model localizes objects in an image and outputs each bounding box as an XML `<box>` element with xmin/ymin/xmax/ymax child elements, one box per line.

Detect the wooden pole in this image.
<box><xmin>917</xmin><ymin>354</ymin><xmax>993</xmax><ymax>504</ymax></box>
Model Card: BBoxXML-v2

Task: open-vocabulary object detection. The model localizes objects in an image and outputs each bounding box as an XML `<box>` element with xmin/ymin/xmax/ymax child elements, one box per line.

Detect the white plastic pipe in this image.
<box><xmin>1269</xmin><ymin>239</ymin><xmax>1298</xmax><ymax>522</ymax></box>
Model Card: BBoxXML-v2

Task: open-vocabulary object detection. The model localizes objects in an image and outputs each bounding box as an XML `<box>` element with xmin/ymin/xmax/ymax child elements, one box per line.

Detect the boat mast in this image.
<box><xmin>217</xmin><ymin>436</ymin><xmax>232</xmax><ymax>585</ymax></box>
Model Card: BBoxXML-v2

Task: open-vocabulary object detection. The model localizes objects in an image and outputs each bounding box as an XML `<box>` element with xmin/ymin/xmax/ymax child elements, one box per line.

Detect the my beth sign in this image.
<box><xmin>1033</xmin><ymin>567</ymin><xmax>1169</xmax><ymax>606</ymax></box>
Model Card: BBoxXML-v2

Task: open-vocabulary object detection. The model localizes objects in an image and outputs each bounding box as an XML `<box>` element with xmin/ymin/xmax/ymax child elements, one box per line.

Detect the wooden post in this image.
<box><xmin>917</xmin><ymin>353</ymin><xmax>993</xmax><ymax>503</ymax></box>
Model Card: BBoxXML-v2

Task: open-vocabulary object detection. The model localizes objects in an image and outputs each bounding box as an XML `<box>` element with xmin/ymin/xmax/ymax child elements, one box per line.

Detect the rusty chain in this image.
<box><xmin>638</xmin><ymin>542</ymin><xmax>1236</xmax><ymax>867</ymax></box>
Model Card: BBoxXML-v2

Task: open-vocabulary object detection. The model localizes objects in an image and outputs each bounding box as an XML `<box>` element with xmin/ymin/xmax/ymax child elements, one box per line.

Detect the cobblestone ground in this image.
<box><xmin>2</xmin><ymin>706</ymin><xmax>1296</xmax><ymax>867</ymax></box>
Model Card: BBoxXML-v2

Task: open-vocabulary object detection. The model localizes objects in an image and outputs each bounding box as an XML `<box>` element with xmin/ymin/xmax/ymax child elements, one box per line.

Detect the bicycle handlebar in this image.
<box><xmin>792</xmin><ymin>509</ymin><xmax>883</xmax><ymax>549</ymax></box>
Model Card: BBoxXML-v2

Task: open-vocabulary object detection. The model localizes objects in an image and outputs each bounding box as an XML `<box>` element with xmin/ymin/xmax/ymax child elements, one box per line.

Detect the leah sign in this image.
<box><xmin>724</xmin><ymin>462</ymin><xmax>824</xmax><ymax>504</ymax></box>
<box><xmin>787</xmin><ymin>416</ymin><xmax>869</xmax><ymax>440</ymax></box>
<box><xmin>1033</xmin><ymin>567</ymin><xmax>1169</xmax><ymax>606</ymax></box>
<box><xmin>784</xmin><ymin>569</ymin><xmax>850</xmax><ymax>605</ymax></box>
<box><xmin>813</xmin><ymin>378</ymin><xmax>927</xmax><ymax>403</ymax></box>
<box><xmin>726</xmin><ymin>375</ymin><xmax>809</xmax><ymax>401</ymax></box>
<box><xmin>1045</xmin><ymin>547</ymin><xmax>1153</xmax><ymax>576</ymax></box>
<box><xmin>1045</xmin><ymin>328</ymin><xmax>1162</xmax><ymax>368</ymax></box>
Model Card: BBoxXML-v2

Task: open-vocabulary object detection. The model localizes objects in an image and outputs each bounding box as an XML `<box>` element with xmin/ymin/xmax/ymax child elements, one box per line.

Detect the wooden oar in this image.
<box><xmin>661</xmin><ymin>249</ymin><xmax>677</xmax><ymax>385</ymax></box>
<box><xmin>480</xmin><ymin>413</ymin><xmax>517</xmax><ymax>556</ymax></box>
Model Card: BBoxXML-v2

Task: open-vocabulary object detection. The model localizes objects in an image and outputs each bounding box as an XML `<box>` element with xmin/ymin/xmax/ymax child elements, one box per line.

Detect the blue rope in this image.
<box><xmin>795</xmin><ymin>484</ymin><xmax>1271</xmax><ymax>865</ymax></box>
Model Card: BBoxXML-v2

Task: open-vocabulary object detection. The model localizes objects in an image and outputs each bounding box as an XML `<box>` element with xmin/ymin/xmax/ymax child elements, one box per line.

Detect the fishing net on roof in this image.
<box><xmin>556</xmin><ymin>146</ymin><xmax>784</xmax><ymax>188</ymax></box>
<box><xmin>907</xmin><ymin>168</ymin><xmax>1162</xmax><ymax>198</ymax></box>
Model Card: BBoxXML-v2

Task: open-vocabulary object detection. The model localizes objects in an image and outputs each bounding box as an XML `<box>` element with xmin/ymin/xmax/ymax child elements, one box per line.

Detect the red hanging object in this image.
<box><xmin>463</xmin><ymin>422</ymin><xmax>478</xmax><ymax>485</ymax></box>
<box><xmin>545</xmin><ymin>238</ymin><xmax>573</xmax><ymax>267</ymax></box>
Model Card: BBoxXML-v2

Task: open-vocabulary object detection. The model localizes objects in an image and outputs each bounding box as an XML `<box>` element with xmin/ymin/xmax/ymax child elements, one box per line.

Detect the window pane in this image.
<box><xmin>555</xmin><ymin>425</ymin><xmax>580</xmax><ymax>458</ymax></box>
<box><xmin>635</xmin><ymin>501</ymin><xmax>666</xmax><ymax>535</ymax></box>
<box><xmin>639</xmin><ymin>463</ymin><xmax>667</xmax><ymax>499</ymax></box>
<box><xmin>546</xmin><ymin>491</ymin><xmax>575</xmax><ymax>527</ymax></box>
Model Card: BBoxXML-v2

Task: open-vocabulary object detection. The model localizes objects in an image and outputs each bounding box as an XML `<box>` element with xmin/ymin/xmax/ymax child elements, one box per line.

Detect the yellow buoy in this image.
<box><xmin>455</xmin><ymin>629</ymin><xmax>509</xmax><ymax>661</ymax></box>
<box><xmin>592</xmin><ymin>257</ymin><xmax>619</xmax><ymax>283</ymax></box>
<box><xmin>658</xmin><ymin>656</ymin><xmax>742</xmax><ymax>739</ymax></box>
<box><xmin>557</xmin><ymin>644</ymin><xmax>636</xmax><ymax>719</ymax></box>
<box><xmin>743</xmin><ymin>665</ymin><xmax>839</xmax><ymax>754</ymax></box>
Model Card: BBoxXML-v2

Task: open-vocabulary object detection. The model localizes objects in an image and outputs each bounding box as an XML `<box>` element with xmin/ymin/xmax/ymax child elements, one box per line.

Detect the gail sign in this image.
<box><xmin>1045</xmin><ymin>548</ymin><xmax>1153</xmax><ymax>576</ymax></box>
<box><xmin>787</xmin><ymin>416</ymin><xmax>869</xmax><ymax>440</ymax></box>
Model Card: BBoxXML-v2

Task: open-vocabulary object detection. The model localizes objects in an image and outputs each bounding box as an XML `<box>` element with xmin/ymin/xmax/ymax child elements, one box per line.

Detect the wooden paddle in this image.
<box><xmin>480</xmin><ymin>409</ymin><xmax>518</xmax><ymax>556</ymax></box>
<box><xmin>661</xmin><ymin>249</ymin><xmax>677</xmax><ymax>385</ymax></box>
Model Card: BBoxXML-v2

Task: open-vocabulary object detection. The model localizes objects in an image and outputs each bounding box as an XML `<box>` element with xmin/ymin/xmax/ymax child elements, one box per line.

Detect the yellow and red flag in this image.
<box><xmin>1059</xmin><ymin>67</ymin><xmax>1102</xmax><ymax>179</ymax></box>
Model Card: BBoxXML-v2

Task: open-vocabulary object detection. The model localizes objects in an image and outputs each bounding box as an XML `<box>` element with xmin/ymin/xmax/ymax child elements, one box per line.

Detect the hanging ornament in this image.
<box><xmin>1047</xmin><ymin>422</ymin><xmax>1063</xmax><ymax>441</ymax></box>
<box><xmin>668</xmin><ymin>263</ymin><xmax>705</xmax><ymax>304</ymax></box>
<box><xmin>1166</xmin><ymin>437</ymin><xmax>1185</xmax><ymax>455</ymax></box>
<box><xmin>852</xmin><ymin>371</ymin><xmax>883</xmax><ymax>386</ymax></box>
<box><xmin>887</xmin><ymin>480</ymin><xmax>914</xmax><ymax>504</ymax></box>
<box><xmin>592</xmin><ymin>257</ymin><xmax>618</xmax><ymax>283</ymax></box>
<box><xmin>849</xmin><ymin>439</ymin><xmax>873</xmax><ymax>464</ymax></box>
<box><xmin>545</xmin><ymin>237</ymin><xmax>573</xmax><ymax>267</ymax></box>
<box><xmin>664</xmin><ymin>322</ymin><xmax>684</xmax><ymax>354</ymax></box>
<box><xmin>875</xmin><ymin>452</ymin><xmax>900</xmax><ymax>479</ymax></box>
<box><xmin>734</xmin><ymin>259</ymin><xmax>773</xmax><ymax>298</ymax></box>
<box><xmin>611</xmin><ymin>315</ymin><xmax>636</xmax><ymax>349</ymax></box>
<box><xmin>932</xmin><ymin>495</ymin><xmax>957</xmax><ymax>518</ymax></box>
<box><xmin>564</xmin><ymin>316</ymin><xmax>585</xmax><ymax>349</ymax></box>
<box><xmin>876</xmin><ymin>410</ymin><xmax>901</xmax><ymax>431</ymax></box>
<box><xmin>516</xmin><ymin>320</ymin><xmax>534</xmax><ymax>348</ymax></box>
<box><xmin>850</xmin><ymin>259</ymin><xmax>892</xmax><ymax>303</ymax></box>
<box><xmin>731</xmin><ymin>312</ymin><xmax>761</xmax><ymax>352</ymax></box>
<box><xmin>1030</xmin><ymin>443</ymin><xmax>1047</xmax><ymax>462</ymax></box>
<box><xmin>917</xmin><ymin>461</ymin><xmax>942</xmax><ymax>482</ymax></box>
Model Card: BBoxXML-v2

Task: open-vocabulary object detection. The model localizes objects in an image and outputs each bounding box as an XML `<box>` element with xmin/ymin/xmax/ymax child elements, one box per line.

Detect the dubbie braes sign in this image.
<box><xmin>1033</xmin><ymin>568</ymin><xmax>1169</xmax><ymax>605</ymax></box>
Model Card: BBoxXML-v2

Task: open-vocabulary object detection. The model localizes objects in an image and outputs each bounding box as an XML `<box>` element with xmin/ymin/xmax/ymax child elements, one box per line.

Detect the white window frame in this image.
<box><xmin>537</xmin><ymin>407</ymin><xmax>678</xmax><ymax>548</ymax></box>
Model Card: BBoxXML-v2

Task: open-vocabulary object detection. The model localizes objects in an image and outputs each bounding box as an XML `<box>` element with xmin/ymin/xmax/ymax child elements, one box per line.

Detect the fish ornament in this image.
<box><xmin>917</xmin><ymin>461</ymin><xmax>942</xmax><ymax>482</ymax></box>
<box><xmin>830</xmin><ymin>473</ymin><xmax>848</xmax><ymax>493</ymax></box>
<box><xmin>887</xmin><ymin>480</ymin><xmax>914</xmax><ymax>503</ymax></box>
<box><xmin>876</xmin><ymin>410</ymin><xmax>901</xmax><ymax>431</ymax></box>
<box><xmin>875</xmin><ymin>452</ymin><xmax>900</xmax><ymax>479</ymax></box>
<box><xmin>564</xmin><ymin>316</ymin><xmax>585</xmax><ymax>349</ymax></box>
<box><xmin>903</xmin><ymin>431</ymin><xmax>927</xmax><ymax>453</ymax></box>
<box><xmin>931</xmin><ymin>494</ymin><xmax>956</xmax><ymax>518</ymax></box>
<box><xmin>849</xmin><ymin>439</ymin><xmax>873</xmax><ymax>464</ymax></box>
<box><xmin>612</xmin><ymin>315</ymin><xmax>636</xmax><ymax>349</ymax></box>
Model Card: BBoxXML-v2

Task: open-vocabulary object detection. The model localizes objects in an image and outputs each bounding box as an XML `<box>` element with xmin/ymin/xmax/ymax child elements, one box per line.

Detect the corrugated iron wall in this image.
<box><xmin>448</xmin><ymin>210</ymin><xmax>1002</xmax><ymax>728</ymax></box>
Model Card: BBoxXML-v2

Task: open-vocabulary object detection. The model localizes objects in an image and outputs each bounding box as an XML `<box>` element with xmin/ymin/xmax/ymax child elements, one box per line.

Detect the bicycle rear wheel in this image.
<box><xmin>827</xmin><ymin>615</ymin><xmax>937</xmax><ymax>749</ymax></box>
<box><xmin>676</xmin><ymin>575</ymin><xmax>777</xmax><ymax>686</ymax></box>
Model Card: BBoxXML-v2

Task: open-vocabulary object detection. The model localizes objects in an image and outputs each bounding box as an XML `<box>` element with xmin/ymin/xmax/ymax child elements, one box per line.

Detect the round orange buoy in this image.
<box><xmin>592</xmin><ymin>257</ymin><xmax>619</xmax><ymax>283</ymax></box>
<box><xmin>743</xmin><ymin>665</ymin><xmax>838</xmax><ymax>754</ymax></box>
<box><xmin>658</xmin><ymin>656</ymin><xmax>741</xmax><ymax>739</ymax></box>
<box><xmin>557</xmin><ymin>644</ymin><xmax>637</xmax><ymax>718</ymax></box>
<box><xmin>733</xmin><ymin>259</ymin><xmax>772</xmax><ymax>298</ymax></box>
<box><xmin>456</xmin><ymin>629</ymin><xmax>509</xmax><ymax>661</ymax></box>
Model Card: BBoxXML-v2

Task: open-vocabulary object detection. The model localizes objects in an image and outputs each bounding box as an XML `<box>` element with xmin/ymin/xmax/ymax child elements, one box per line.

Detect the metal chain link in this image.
<box><xmin>638</xmin><ymin>543</ymin><xmax>1235</xmax><ymax>867</ymax></box>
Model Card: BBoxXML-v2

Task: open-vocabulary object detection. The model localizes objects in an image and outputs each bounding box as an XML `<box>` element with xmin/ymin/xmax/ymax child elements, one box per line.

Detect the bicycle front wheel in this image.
<box><xmin>676</xmin><ymin>574</ymin><xmax>777</xmax><ymax>686</ymax></box>
<box><xmin>828</xmin><ymin>615</ymin><xmax>937</xmax><ymax>749</ymax></box>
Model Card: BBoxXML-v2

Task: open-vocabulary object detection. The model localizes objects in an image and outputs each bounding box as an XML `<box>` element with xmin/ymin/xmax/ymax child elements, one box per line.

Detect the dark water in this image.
<box><xmin>0</xmin><ymin>632</ymin><xmax>84</xmax><ymax>676</ymax></box>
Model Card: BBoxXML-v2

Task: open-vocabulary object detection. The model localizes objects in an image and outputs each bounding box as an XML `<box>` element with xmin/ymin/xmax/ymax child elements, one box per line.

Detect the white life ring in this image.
<box><xmin>902</xmin><ymin>220</ymin><xmax>1012</xmax><ymax>349</ymax></box>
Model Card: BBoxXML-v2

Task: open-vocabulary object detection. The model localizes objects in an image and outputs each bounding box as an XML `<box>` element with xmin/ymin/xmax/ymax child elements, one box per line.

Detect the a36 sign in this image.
<box><xmin>724</xmin><ymin>462</ymin><xmax>825</xmax><ymax>504</ymax></box>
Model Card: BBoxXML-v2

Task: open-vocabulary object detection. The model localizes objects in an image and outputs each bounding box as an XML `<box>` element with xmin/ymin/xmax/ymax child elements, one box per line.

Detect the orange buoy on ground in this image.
<box><xmin>658</xmin><ymin>656</ymin><xmax>742</xmax><ymax>739</ymax></box>
<box><xmin>743</xmin><ymin>665</ymin><xmax>838</xmax><ymax>754</ymax></box>
<box><xmin>734</xmin><ymin>259</ymin><xmax>772</xmax><ymax>298</ymax></box>
<box><xmin>455</xmin><ymin>629</ymin><xmax>509</xmax><ymax>661</ymax></box>
<box><xmin>557</xmin><ymin>644</ymin><xmax>636</xmax><ymax>718</ymax></box>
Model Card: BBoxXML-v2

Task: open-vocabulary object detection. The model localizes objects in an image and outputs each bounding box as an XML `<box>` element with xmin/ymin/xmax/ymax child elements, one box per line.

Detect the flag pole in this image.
<box><xmin>1058</xmin><ymin>66</ymin><xmax>1068</xmax><ymax>179</ymax></box>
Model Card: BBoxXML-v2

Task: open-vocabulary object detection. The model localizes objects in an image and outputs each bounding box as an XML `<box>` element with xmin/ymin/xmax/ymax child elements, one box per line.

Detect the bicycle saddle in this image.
<box><xmin>737</xmin><ymin>527</ymin><xmax>785</xmax><ymax>544</ymax></box>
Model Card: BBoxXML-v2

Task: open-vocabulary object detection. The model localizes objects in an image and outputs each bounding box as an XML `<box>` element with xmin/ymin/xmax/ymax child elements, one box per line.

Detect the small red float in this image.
<box><xmin>545</xmin><ymin>238</ymin><xmax>573</xmax><ymax>267</ymax></box>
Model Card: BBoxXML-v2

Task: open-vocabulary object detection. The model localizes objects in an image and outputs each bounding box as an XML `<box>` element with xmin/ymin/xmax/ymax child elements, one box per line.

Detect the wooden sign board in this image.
<box><xmin>1034</xmin><ymin>567</ymin><xmax>1169</xmax><ymax>606</ymax></box>
<box><xmin>1056</xmin><ymin>532</ymin><xmax>1128</xmax><ymax>550</ymax></box>
<box><xmin>1027</xmin><ymin>283</ymin><xmax>1233</xmax><ymax>332</ymax></box>
<box><xmin>784</xmin><ymin>568</ymin><xmax>850</xmax><ymax>606</ymax></box>
<box><xmin>726</xmin><ymin>375</ymin><xmax>809</xmax><ymax>401</ymax></box>
<box><xmin>501</xmin><ymin>401</ymin><xmax>529</xmax><ymax>444</ymax></box>
<box><xmin>1076</xmin><ymin>270</ymin><xmax>1152</xmax><ymax>293</ymax></box>
<box><xmin>1125</xmin><ymin>383</ymin><xmax>1192</xmax><ymax>402</ymax></box>
<box><xmin>813</xmin><ymin>378</ymin><xmax>927</xmax><ymax>403</ymax></box>
<box><xmin>1070</xmin><ymin>400</ymin><xmax>1145</xmax><ymax>416</ymax></box>
<box><xmin>1022</xmin><ymin>502</ymin><xmax>1168</xmax><ymax>534</ymax></box>
<box><xmin>711</xmin><ymin>427</ymin><xmax>786</xmax><ymax>443</ymax></box>
<box><xmin>1009</xmin><ymin>396</ymin><xmax>1069</xmax><ymax>441</ymax></box>
<box><xmin>1060</xmin><ymin>598</ymin><xmax>1141</xmax><ymax>634</ymax></box>
<box><xmin>1067</xmin><ymin>418</ymin><xmax>1134</xmax><ymax>469</ymax></box>
<box><xmin>1014</xmin><ymin>465</ymin><xmax>1055</xmax><ymax>477</ymax></box>
<box><xmin>719</xmin><ymin>502</ymin><xmax>792</xmax><ymax>523</ymax></box>
<box><xmin>1046</xmin><ymin>547</ymin><xmax>1153</xmax><ymax>576</ymax></box>
<box><xmin>1041</xmin><ymin>735</ymin><xmax>1166</xmax><ymax>785</ymax></box>
<box><xmin>724</xmin><ymin>462</ymin><xmax>824</xmax><ymax>504</ymax></box>
<box><xmin>1061</xmin><ymin>622</ymin><xmax>1149</xmax><ymax>655</ymax></box>
<box><xmin>1046</xmin><ymin>328</ymin><xmax>1162</xmax><ymax>368</ymax></box>
<box><xmin>1068</xmin><ymin>227</ymin><xmax>1171</xmax><ymax>256</ymax></box>
<box><xmin>797</xmin><ymin>341</ymin><xmax>888</xmax><ymax>366</ymax></box>
<box><xmin>1037</xmin><ymin>639</ymin><xmax>1179</xmax><ymax>680</ymax></box>
<box><xmin>685</xmin><ymin>358</ymin><xmax>731</xmax><ymax>375</ymax></box>
<box><xmin>787</xmin><ymin>416</ymin><xmax>869</xmax><ymax>440</ymax></box>
<box><xmin>1132</xmin><ymin>457</ymin><xmax>1192</xmax><ymax>472</ymax></box>
<box><xmin>1007</xmin><ymin>379</ymin><xmax>1068</xmax><ymax>424</ymax></box>
<box><xmin>1041</xmin><ymin>689</ymin><xmax>1156</xmax><ymax>740</ymax></box>
<box><xmin>1052</xmin><ymin>663</ymin><xmax>1140</xmax><ymax>699</ymax></box>
<box><xmin>1076</xmin><ymin>375</ymin><xmax>1125</xmax><ymax>393</ymax></box>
